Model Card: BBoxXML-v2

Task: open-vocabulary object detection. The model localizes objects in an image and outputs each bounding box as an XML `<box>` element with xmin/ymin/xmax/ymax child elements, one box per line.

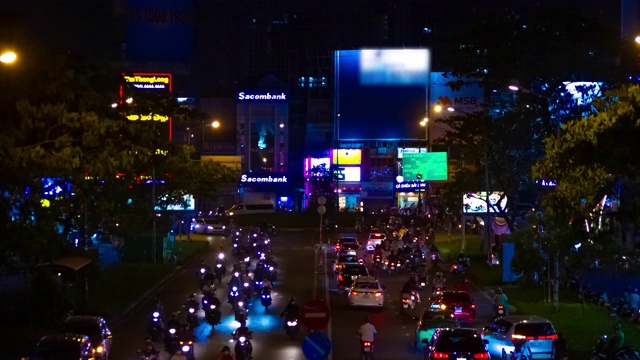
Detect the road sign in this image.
<box><xmin>317</xmin><ymin>205</ymin><xmax>326</xmax><ymax>215</ymax></box>
<box><xmin>302</xmin><ymin>331</ymin><xmax>332</xmax><ymax>360</ymax></box>
<box><xmin>317</xmin><ymin>196</ymin><xmax>327</xmax><ymax>205</ymax></box>
<box><xmin>301</xmin><ymin>300</ymin><xmax>331</xmax><ymax>330</ymax></box>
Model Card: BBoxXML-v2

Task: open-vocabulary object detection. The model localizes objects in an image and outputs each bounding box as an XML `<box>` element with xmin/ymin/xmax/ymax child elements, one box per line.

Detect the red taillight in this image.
<box><xmin>512</xmin><ymin>334</ymin><xmax>557</xmax><ymax>341</ymax></box>
<box><xmin>537</xmin><ymin>334</ymin><xmax>558</xmax><ymax>340</ymax></box>
<box><xmin>433</xmin><ymin>352</ymin><xmax>449</xmax><ymax>359</ymax></box>
<box><xmin>363</xmin><ymin>341</ymin><xmax>371</xmax><ymax>347</ymax></box>
<box><xmin>474</xmin><ymin>352</ymin><xmax>490</xmax><ymax>359</ymax></box>
<box><xmin>338</xmin><ymin>275</ymin><xmax>344</xmax><ymax>282</ymax></box>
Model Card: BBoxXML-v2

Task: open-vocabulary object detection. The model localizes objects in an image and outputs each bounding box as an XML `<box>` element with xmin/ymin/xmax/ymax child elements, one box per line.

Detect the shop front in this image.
<box><xmin>394</xmin><ymin>179</ymin><xmax>427</xmax><ymax>213</ymax></box>
<box><xmin>237</xmin><ymin>172</ymin><xmax>297</xmax><ymax>211</ymax></box>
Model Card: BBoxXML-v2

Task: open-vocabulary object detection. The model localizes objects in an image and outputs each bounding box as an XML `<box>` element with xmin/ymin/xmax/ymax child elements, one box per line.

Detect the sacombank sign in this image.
<box><xmin>240</xmin><ymin>174</ymin><xmax>288</xmax><ymax>183</ymax></box>
<box><xmin>237</xmin><ymin>91</ymin><xmax>287</xmax><ymax>102</ymax></box>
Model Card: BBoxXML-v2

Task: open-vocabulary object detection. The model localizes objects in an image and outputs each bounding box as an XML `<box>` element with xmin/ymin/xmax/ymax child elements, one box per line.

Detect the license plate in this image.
<box><xmin>364</xmin><ymin>347</ymin><xmax>371</xmax><ymax>352</ymax></box>
<box><xmin>455</xmin><ymin>307</ymin><xmax>462</xmax><ymax>313</ymax></box>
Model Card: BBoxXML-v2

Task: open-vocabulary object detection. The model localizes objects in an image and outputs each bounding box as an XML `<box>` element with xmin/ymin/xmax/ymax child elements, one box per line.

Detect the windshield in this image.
<box><xmin>442</xmin><ymin>293</ymin><xmax>472</xmax><ymax>303</ymax></box>
<box><xmin>338</xmin><ymin>255</ymin><xmax>358</xmax><ymax>263</ymax></box>
<box><xmin>339</xmin><ymin>237</ymin><xmax>357</xmax><ymax>243</ymax></box>
<box><xmin>354</xmin><ymin>282</ymin><xmax>379</xmax><ymax>289</ymax></box>
<box><xmin>434</xmin><ymin>331</ymin><xmax>485</xmax><ymax>353</ymax></box>
<box><xmin>514</xmin><ymin>322</ymin><xmax>556</xmax><ymax>337</ymax></box>
<box><xmin>62</xmin><ymin>322</ymin><xmax>101</xmax><ymax>339</ymax></box>
<box><xmin>33</xmin><ymin>345</ymin><xmax>81</xmax><ymax>360</ymax></box>
<box><xmin>343</xmin><ymin>266</ymin><xmax>367</xmax><ymax>275</ymax></box>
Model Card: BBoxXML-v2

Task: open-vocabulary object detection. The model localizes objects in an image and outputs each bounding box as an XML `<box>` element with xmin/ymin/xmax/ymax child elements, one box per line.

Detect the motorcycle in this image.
<box><xmin>285</xmin><ymin>317</ymin><xmax>300</xmax><ymax>340</ymax></box>
<box><xmin>591</xmin><ymin>334</ymin><xmax>640</xmax><ymax>360</ymax></box>
<box><xmin>205</xmin><ymin>303</ymin><xmax>221</xmax><ymax>327</ymax></box>
<box><xmin>148</xmin><ymin>311</ymin><xmax>163</xmax><ymax>341</ymax></box>
<box><xmin>228</xmin><ymin>286</ymin><xmax>240</xmax><ymax>305</ymax></box>
<box><xmin>451</xmin><ymin>263</ymin><xmax>466</xmax><ymax>275</ymax></box>
<box><xmin>489</xmin><ymin>252</ymin><xmax>500</xmax><ymax>266</ymax></box>
<box><xmin>261</xmin><ymin>288</ymin><xmax>272</xmax><ymax>310</ymax></box>
<box><xmin>361</xmin><ymin>340</ymin><xmax>374</xmax><ymax>360</ymax></box>
<box><xmin>164</xmin><ymin>327</ymin><xmax>178</xmax><ymax>355</ymax></box>
<box><xmin>178</xmin><ymin>340</ymin><xmax>195</xmax><ymax>360</ymax></box>
<box><xmin>234</xmin><ymin>333</ymin><xmax>253</xmax><ymax>360</ymax></box>
<box><xmin>401</xmin><ymin>292</ymin><xmax>416</xmax><ymax>311</ymax></box>
<box><xmin>235</xmin><ymin>301</ymin><xmax>248</xmax><ymax>327</ymax></box>
<box><xmin>430</xmin><ymin>252</ymin><xmax>439</xmax><ymax>267</ymax></box>
<box><xmin>496</xmin><ymin>304</ymin><xmax>506</xmax><ymax>318</ymax></box>
<box><xmin>433</xmin><ymin>286</ymin><xmax>444</xmax><ymax>297</ymax></box>
<box><xmin>214</xmin><ymin>263</ymin><xmax>225</xmax><ymax>282</ymax></box>
<box><xmin>186</xmin><ymin>306</ymin><xmax>198</xmax><ymax>328</ymax></box>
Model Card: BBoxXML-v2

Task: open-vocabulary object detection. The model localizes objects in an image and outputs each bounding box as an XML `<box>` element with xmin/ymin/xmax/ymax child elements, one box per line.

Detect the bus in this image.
<box><xmin>225</xmin><ymin>200</ymin><xmax>276</xmax><ymax>216</ymax></box>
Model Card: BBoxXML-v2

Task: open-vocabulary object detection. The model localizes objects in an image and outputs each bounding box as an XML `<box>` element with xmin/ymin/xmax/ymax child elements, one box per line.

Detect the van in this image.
<box><xmin>226</xmin><ymin>200</ymin><xmax>276</xmax><ymax>216</ymax></box>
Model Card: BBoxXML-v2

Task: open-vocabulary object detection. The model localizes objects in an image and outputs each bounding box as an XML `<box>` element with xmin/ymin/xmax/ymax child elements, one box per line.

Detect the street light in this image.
<box><xmin>419</xmin><ymin>117</ymin><xmax>429</xmax><ymax>152</ymax></box>
<box><xmin>187</xmin><ymin>120</ymin><xmax>221</xmax><ymax>147</ymax></box>
<box><xmin>0</xmin><ymin>51</ymin><xmax>17</xmax><ymax>64</ymax></box>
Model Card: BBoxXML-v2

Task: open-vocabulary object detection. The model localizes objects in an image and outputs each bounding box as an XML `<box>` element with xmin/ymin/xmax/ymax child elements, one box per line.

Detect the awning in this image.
<box><xmin>53</xmin><ymin>256</ymin><xmax>92</xmax><ymax>271</ymax></box>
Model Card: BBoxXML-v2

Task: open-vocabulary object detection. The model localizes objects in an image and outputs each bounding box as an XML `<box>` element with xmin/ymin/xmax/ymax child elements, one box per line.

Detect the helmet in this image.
<box><xmin>364</xmin><ymin>316</ymin><xmax>371</xmax><ymax>323</ymax></box>
<box><xmin>222</xmin><ymin>346</ymin><xmax>231</xmax><ymax>352</ymax></box>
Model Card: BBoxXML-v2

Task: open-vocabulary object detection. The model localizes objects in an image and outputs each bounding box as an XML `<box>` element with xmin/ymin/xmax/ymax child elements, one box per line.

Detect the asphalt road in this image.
<box><xmin>327</xmin><ymin>232</ymin><xmax>496</xmax><ymax>360</ymax></box>
<box><xmin>109</xmin><ymin>229</ymin><xmax>497</xmax><ymax>360</ymax></box>
<box><xmin>109</xmin><ymin>230</ymin><xmax>316</xmax><ymax>360</ymax></box>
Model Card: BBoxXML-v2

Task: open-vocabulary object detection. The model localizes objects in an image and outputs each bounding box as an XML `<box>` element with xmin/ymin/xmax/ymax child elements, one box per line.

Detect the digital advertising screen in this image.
<box><xmin>335</xmin><ymin>49</ymin><xmax>430</xmax><ymax>140</ymax></box>
<box><xmin>332</xmin><ymin>149</ymin><xmax>362</xmax><ymax>165</ymax></box>
<box><xmin>334</xmin><ymin>166</ymin><xmax>361</xmax><ymax>182</ymax></box>
<box><xmin>401</xmin><ymin>152</ymin><xmax>448</xmax><ymax>181</ymax></box>
<box><xmin>463</xmin><ymin>192</ymin><xmax>508</xmax><ymax>214</ymax></box>
<box><xmin>156</xmin><ymin>194</ymin><xmax>195</xmax><ymax>211</ymax></box>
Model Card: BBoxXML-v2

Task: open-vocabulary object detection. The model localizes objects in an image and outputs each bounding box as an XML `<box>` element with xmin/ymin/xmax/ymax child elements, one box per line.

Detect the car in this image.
<box><xmin>335</xmin><ymin>236</ymin><xmax>359</xmax><ymax>251</ymax></box>
<box><xmin>348</xmin><ymin>276</ymin><xmax>384</xmax><ymax>308</ymax></box>
<box><xmin>62</xmin><ymin>315</ymin><xmax>113</xmax><ymax>359</ymax></box>
<box><xmin>365</xmin><ymin>232</ymin><xmax>386</xmax><ymax>250</ymax></box>
<box><xmin>32</xmin><ymin>334</ymin><xmax>95</xmax><ymax>360</ymax></box>
<box><xmin>337</xmin><ymin>263</ymin><xmax>369</xmax><ymax>290</ymax></box>
<box><xmin>191</xmin><ymin>218</ymin><xmax>225</xmax><ymax>234</ymax></box>
<box><xmin>481</xmin><ymin>316</ymin><xmax>557</xmax><ymax>360</ymax></box>
<box><xmin>415</xmin><ymin>310</ymin><xmax>473</xmax><ymax>351</ymax></box>
<box><xmin>428</xmin><ymin>291</ymin><xmax>476</xmax><ymax>321</ymax></box>
<box><xmin>337</xmin><ymin>242</ymin><xmax>360</xmax><ymax>256</ymax></box>
<box><xmin>425</xmin><ymin>328</ymin><xmax>490</xmax><ymax>360</ymax></box>
<box><xmin>334</xmin><ymin>253</ymin><xmax>360</xmax><ymax>273</ymax></box>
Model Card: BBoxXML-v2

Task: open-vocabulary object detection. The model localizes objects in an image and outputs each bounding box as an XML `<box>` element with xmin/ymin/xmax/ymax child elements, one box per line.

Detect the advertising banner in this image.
<box><xmin>463</xmin><ymin>191</ymin><xmax>508</xmax><ymax>214</ymax></box>
<box><xmin>331</xmin><ymin>149</ymin><xmax>362</xmax><ymax>165</ymax></box>
<box><xmin>402</xmin><ymin>152</ymin><xmax>448</xmax><ymax>181</ymax></box>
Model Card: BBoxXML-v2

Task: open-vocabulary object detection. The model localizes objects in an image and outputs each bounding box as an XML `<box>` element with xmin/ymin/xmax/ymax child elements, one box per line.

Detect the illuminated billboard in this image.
<box><xmin>332</xmin><ymin>149</ymin><xmax>362</xmax><ymax>165</ymax></box>
<box><xmin>304</xmin><ymin>157</ymin><xmax>331</xmax><ymax>178</ymax></box>
<box><xmin>124</xmin><ymin>74</ymin><xmax>171</xmax><ymax>91</ymax></box>
<box><xmin>334</xmin><ymin>166</ymin><xmax>361</xmax><ymax>182</ymax></box>
<box><xmin>335</xmin><ymin>49</ymin><xmax>430</xmax><ymax>140</ymax></box>
<box><xmin>402</xmin><ymin>152</ymin><xmax>448</xmax><ymax>181</ymax></box>
<box><xmin>463</xmin><ymin>192</ymin><xmax>508</xmax><ymax>214</ymax></box>
<box><xmin>155</xmin><ymin>194</ymin><xmax>195</xmax><ymax>211</ymax></box>
<box><xmin>397</xmin><ymin>147</ymin><xmax>428</xmax><ymax>159</ymax></box>
<box><xmin>121</xmin><ymin>72</ymin><xmax>173</xmax><ymax>139</ymax></box>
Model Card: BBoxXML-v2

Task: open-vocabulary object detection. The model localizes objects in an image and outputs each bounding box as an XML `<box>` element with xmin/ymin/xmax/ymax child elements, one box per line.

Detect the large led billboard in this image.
<box><xmin>332</xmin><ymin>149</ymin><xmax>362</xmax><ymax>165</ymax></box>
<box><xmin>335</xmin><ymin>49</ymin><xmax>430</xmax><ymax>140</ymax></box>
<box><xmin>155</xmin><ymin>194</ymin><xmax>195</xmax><ymax>211</ymax></box>
<box><xmin>402</xmin><ymin>152</ymin><xmax>448</xmax><ymax>181</ymax></box>
<box><xmin>463</xmin><ymin>192</ymin><xmax>508</xmax><ymax>214</ymax></box>
<box><xmin>334</xmin><ymin>166</ymin><xmax>361</xmax><ymax>181</ymax></box>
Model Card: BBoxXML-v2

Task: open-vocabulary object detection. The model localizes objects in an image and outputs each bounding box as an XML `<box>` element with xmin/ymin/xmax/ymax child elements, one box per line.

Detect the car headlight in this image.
<box><xmin>95</xmin><ymin>345</ymin><xmax>104</xmax><ymax>353</ymax></box>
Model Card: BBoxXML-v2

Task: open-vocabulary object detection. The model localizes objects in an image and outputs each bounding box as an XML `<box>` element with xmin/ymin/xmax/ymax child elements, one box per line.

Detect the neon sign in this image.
<box><xmin>124</xmin><ymin>75</ymin><xmax>170</xmax><ymax>90</ymax></box>
<box><xmin>126</xmin><ymin>114</ymin><xmax>169</xmax><ymax>122</ymax></box>
<box><xmin>394</xmin><ymin>181</ymin><xmax>427</xmax><ymax>190</ymax></box>
<box><xmin>535</xmin><ymin>179</ymin><xmax>557</xmax><ymax>187</ymax></box>
<box><xmin>240</xmin><ymin>174</ymin><xmax>288</xmax><ymax>183</ymax></box>
<box><xmin>237</xmin><ymin>92</ymin><xmax>287</xmax><ymax>101</ymax></box>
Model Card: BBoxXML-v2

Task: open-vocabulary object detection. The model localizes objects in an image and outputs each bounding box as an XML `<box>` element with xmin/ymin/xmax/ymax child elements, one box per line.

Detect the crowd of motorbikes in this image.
<box><xmin>133</xmin><ymin>223</ymin><xmax>302</xmax><ymax>360</ymax></box>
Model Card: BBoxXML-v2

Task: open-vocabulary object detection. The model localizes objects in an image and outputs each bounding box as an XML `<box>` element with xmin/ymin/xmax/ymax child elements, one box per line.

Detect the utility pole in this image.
<box><xmin>152</xmin><ymin>166</ymin><xmax>157</xmax><ymax>264</ymax></box>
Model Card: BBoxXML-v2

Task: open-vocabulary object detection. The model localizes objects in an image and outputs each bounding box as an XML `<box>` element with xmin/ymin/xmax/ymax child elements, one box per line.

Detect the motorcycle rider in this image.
<box><xmin>185</xmin><ymin>294</ymin><xmax>199</xmax><ymax>311</ymax></box>
<box><xmin>387</xmin><ymin>250</ymin><xmax>398</xmax><ymax>267</ymax></box>
<box><xmin>167</xmin><ymin>313</ymin><xmax>181</xmax><ymax>332</ymax></box>
<box><xmin>281</xmin><ymin>297</ymin><xmax>300</xmax><ymax>328</ymax></box>
<box><xmin>432</xmin><ymin>272</ymin><xmax>446</xmax><ymax>292</ymax></box>
<box><xmin>357</xmin><ymin>316</ymin><xmax>377</xmax><ymax>355</ymax></box>
<box><xmin>457</xmin><ymin>278</ymin><xmax>471</xmax><ymax>293</ymax></box>
<box><xmin>261</xmin><ymin>276</ymin><xmax>273</xmax><ymax>290</ymax></box>
<box><xmin>217</xmin><ymin>345</ymin><xmax>234</xmax><ymax>360</ymax></box>
<box><xmin>140</xmin><ymin>338</ymin><xmax>159</xmax><ymax>358</ymax></box>
<box><xmin>604</xmin><ymin>323</ymin><xmax>625</xmax><ymax>359</ymax></box>
<box><xmin>493</xmin><ymin>288</ymin><xmax>509</xmax><ymax>315</ymax></box>
<box><xmin>177</xmin><ymin>323</ymin><xmax>195</xmax><ymax>344</ymax></box>
<box><xmin>199</xmin><ymin>260</ymin><xmax>211</xmax><ymax>276</ymax></box>
<box><xmin>233</xmin><ymin>324</ymin><xmax>253</xmax><ymax>359</ymax></box>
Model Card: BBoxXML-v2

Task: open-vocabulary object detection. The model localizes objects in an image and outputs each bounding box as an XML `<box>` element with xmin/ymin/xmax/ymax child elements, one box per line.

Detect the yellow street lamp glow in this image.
<box><xmin>434</xmin><ymin>104</ymin><xmax>443</xmax><ymax>113</ymax></box>
<box><xmin>635</xmin><ymin>35</ymin><xmax>640</xmax><ymax>44</ymax></box>
<box><xmin>420</xmin><ymin>117</ymin><xmax>429</xmax><ymax>126</ymax></box>
<box><xmin>0</xmin><ymin>51</ymin><xmax>17</xmax><ymax>64</ymax></box>
<box><xmin>211</xmin><ymin>120</ymin><xmax>220</xmax><ymax>128</ymax></box>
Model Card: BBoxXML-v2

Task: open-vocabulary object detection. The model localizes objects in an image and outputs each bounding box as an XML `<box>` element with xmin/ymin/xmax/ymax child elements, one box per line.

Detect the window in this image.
<box><xmin>514</xmin><ymin>322</ymin><xmax>556</xmax><ymax>337</ymax></box>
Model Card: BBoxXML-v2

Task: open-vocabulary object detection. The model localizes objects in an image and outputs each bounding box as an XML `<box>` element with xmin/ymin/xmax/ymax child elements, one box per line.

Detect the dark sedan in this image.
<box><xmin>425</xmin><ymin>328</ymin><xmax>489</xmax><ymax>360</ymax></box>
<box><xmin>337</xmin><ymin>264</ymin><xmax>369</xmax><ymax>290</ymax></box>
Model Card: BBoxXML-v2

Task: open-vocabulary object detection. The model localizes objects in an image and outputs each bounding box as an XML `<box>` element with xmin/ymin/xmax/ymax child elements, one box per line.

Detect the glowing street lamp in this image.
<box><xmin>0</xmin><ymin>51</ymin><xmax>17</xmax><ymax>64</ymax></box>
<box><xmin>212</xmin><ymin>120</ymin><xmax>220</xmax><ymax>129</ymax></box>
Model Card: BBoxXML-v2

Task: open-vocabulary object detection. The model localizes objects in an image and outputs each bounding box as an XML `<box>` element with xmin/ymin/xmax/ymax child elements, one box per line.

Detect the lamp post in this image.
<box><xmin>187</xmin><ymin>120</ymin><xmax>220</xmax><ymax>150</ymax></box>
<box><xmin>419</xmin><ymin>117</ymin><xmax>429</xmax><ymax>152</ymax></box>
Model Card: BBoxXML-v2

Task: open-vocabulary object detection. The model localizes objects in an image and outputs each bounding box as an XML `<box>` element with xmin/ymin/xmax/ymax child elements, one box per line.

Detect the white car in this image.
<box><xmin>481</xmin><ymin>315</ymin><xmax>557</xmax><ymax>359</ymax></box>
<box><xmin>191</xmin><ymin>218</ymin><xmax>225</xmax><ymax>234</ymax></box>
<box><xmin>365</xmin><ymin>232</ymin><xmax>386</xmax><ymax>250</ymax></box>
<box><xmin>348</xmin><ymin>276</ymin><xmax>384</xmax><ymax>308</ymax></box>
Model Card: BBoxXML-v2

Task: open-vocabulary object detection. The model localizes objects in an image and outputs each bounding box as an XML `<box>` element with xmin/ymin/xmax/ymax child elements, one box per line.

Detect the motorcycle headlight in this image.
<box><xmin>152</xmin><ymin>311</ymin><xmax>160</xmax><ymax>318</ymax></box>
<box><xmin>218</xmin><ymin>253</ymin><xmax>225</xmax><ymax>259</ymax></box>
<box><xmin>244</xmin><ymin>257</ymin><xmax>250</xmax><ymax>262</ymax></box>
<box><xmin>287</xmin><ymin>320</ymin><xmax>298</xmax><ymax>326</ymax></box>
<box><xmin>210</xmin><ymin>304</ymin><xmax>215</xmax><ymax>309</ymax></box>
<box><xmin>232</xmin><ymin>286</ymin><xmax>238</xmax><ymax>291</ymax></box>
<box><xmin>217</xmin><ymin>264</ymin><xmax>222</xmax><ymax>268</ymax></box>
<box><xmin>188</xmin><ymin>308</ymin><xmax>195</xmax><ymax>313</ymax></box>
<box><xmin>243</xmin><ymin>282</ymin><xmax>249</xmax><ymax>287</ymax></box>
<box><xmin>238</xmin><ymin>301</ymin><xmax>244</xmax><ymax>307</ymax></box>
<box><xmin>169</xmin><ymin>328</ymin><xmax>176</xmax><ymax>334</ymax></box>
<box><xmin>182</xmin><ymin>345</ymin><xmax>190</xmax><ymax>352</ymax></box>
<box><xmin>95</xmin><ymin>345</ymin><xmax>104</xmax><ymax>353</ymax></box>
<box><xmin>239</xmin><ymin>336</ymin><xmax>246</xmax><ymax>343</ymax></box>
<box><xmin>200</xmin><ymin>268</ymin><xmax>205</xmax><ymax>273</ymax></box>
<box><xmin>269</xmin><ymin>266</ymin><xmax>274</xmax><ymax>271</ymax></box>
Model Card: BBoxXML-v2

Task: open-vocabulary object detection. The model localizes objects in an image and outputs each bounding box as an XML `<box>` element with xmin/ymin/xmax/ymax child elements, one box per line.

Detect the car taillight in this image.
<box><xmin>474</xmin><ymin>352</ymin><xmax>489</xmax><ymax>359</ymax></box>
<box><xmin>363</xmin><ymin>341</ymin><xmax>371</xmax><ymax>347</ymax></box>
<box><xmin>471</xmin><ymin>304</ymin><xmax>476</xmax><ymax>308</ymax></box>
<box><xmin>537</xmin><ymin>334</ymin><xmax>559</xmax><ymax>340</ymax></box>
<box><xmin>375</xmin><ymin>292</ymin><xmax>382</xmax><ymax>297</ymax></box>
<box><xmin>512</xmin><ymin>334</ymin><xmax>557</xmax><ymax>341</ymax></box>
<box><xmin>433</xmin><ymin>352</ymin><xmax>449</xmax><ymax>358</ymax></box>
<box><xmin>351</xmin><ymin>291</ymin><xmax>358</xmax><ymax>296</ymax></box>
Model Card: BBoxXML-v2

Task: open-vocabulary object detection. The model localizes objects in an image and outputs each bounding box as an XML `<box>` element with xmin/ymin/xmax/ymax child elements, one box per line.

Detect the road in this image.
<box><xmin>327</xmin><ymin>232</ymin><xmax>496</xmax><ymax>360</ymax></box>
<box><xmin>109</xmin><ymin>229</ymin><xmax>497</xmax><ymax>360</ymax></box>
<box><xmin>110</xmin><ymin>230</ymin><xmax>316</xmax><ymax>360</ymax></box>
